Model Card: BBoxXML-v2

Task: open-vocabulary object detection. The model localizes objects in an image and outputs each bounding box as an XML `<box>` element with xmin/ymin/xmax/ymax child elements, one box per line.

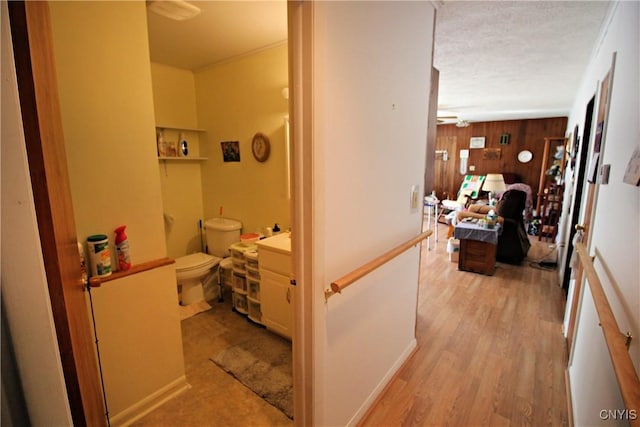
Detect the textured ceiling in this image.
<box><xmin>147</xmin><ymin>1</ymin><xmax>611</xmax><ymax>123</ymax></box>
<box><xmin>434</xmin><ymin>1</ymin><xmax>611</xmax><ymax>123</ymax></box>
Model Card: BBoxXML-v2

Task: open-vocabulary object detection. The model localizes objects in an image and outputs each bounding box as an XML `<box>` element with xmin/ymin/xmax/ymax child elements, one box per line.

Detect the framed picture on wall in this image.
<box><xmin>483</xmin><ymin>148</ymin><xmax>501</xmax><ymax>160</ymax></box>
<box><xmin>221</xmin><ymin>141</ymin><xmax>240</xmax><ymax>162</ymax></box>
<box><xmin>623</xmin><ymin>144</ymin><xmax>640</xmax><ymax>186</ymax></box>
<box><xmin>469</xmin><ymin>137</ymin><xmax>486</xmax><ymax>149</ymax></box>
<box><xmin>588</xmin><ymin>54</ymin><xmax>615</xmax><ymax>183</ymax></box>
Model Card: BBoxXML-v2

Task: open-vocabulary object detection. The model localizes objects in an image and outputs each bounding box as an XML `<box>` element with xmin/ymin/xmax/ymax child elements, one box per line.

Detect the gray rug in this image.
<box><xmin>211</xmin><ymin>331</ymin><xmax>293</xmax><ymax>418</ymax></box>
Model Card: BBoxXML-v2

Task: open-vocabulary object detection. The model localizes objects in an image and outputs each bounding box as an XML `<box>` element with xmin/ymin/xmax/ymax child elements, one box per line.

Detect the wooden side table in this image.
<box><xmin>454</xmin><ymin>221</ymin><xmax>500</xmax><ymax>275</ymax></box>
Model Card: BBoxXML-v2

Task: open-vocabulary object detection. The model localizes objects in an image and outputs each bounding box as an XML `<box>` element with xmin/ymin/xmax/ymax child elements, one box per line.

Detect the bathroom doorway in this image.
<box><xmin>7</xmin><ymin>0</ymin><xmax>297</xmax><ymax>424</ymax></box>
<box><xmin>146</xmin><ymin>1</ymin><xmax>295</xmax><ymax>424</ymax></box>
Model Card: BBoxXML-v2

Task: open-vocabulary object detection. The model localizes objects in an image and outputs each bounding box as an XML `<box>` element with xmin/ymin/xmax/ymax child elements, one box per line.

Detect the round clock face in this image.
<box><xmin>517</xmin><ymin>150</ymin><xmax>533</xmax><ymax>163</ymax></box>
<box><xmin>252</xmin><ymin>132</ymin><xmax>270</xmax><ymax>162</ymax></box>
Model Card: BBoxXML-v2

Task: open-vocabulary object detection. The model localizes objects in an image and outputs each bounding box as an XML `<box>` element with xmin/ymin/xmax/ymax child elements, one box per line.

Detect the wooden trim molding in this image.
<box><xmin>288</xmin><ymin>1</ymin><xmax>315</xmax><ymax>424</ymax></box>
<box><xmin>327</xmin><ymin>231</ymin><xmax>432</xmax><ymax>299</ymax></box>
<box><xmin>575</xmin><ymin>243</ymin><xmax>640</xmax><ymax>425</ymax></box>
<box><xmin>8</xmin><ymin>2</ymin><xmax>107</xmax><ymax>425</ymax></box>
<box><xmin>89</xmin><ymin>257</ymin><xmax>175</xmax><ymax>287</ymax></box>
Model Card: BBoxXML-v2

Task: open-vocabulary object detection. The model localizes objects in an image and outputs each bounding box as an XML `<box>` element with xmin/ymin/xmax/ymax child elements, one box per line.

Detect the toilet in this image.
<box><xmin>175</xmin><ymin>217</ymin><xmax>242</xmax><ymax>305</ymax></box>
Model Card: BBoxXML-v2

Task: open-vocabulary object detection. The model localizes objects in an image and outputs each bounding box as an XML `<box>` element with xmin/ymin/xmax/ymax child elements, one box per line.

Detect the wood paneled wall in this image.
<box><xmin>434</xmin><ymin>117</ymin><xmax>568</xmax><ymax>202</ymax></box>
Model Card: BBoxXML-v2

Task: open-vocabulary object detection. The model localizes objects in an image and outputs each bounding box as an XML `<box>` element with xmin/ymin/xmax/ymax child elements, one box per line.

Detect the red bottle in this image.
<box><xmin>114</xmin><ymin>225</ymin><xmax>131</xmax><ymax>271</ymax></box>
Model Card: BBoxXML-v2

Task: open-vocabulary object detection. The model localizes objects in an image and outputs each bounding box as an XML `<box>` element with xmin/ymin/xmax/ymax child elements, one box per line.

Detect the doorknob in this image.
<box><xmin>575</xmin><ymin>224</ymin><xmax>586</xmax><ymax>231</ymax></box>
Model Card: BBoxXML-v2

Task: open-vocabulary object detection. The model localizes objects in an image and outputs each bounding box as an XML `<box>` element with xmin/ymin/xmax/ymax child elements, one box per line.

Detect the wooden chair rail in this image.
<box><xmin>575</xmin><ymin>243</ymin><xmax>640</xmax><ymax>424</ymax></box>
<box><xmin>88</xmin><ymin>257</ymin><xmax>175</xmax><ymax>287</ymax></box>
<box><xmin>325</xmin><ymin>230</ymin><xmax>432</xmax><ymax>300</ymax></box>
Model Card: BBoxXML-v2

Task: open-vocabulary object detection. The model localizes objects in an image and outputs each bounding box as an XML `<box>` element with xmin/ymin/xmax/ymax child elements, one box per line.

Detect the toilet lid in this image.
<box><xmin>175</xmin><ymin>252</ymin><xmax>221</xmax><ymax>272</ymax></box>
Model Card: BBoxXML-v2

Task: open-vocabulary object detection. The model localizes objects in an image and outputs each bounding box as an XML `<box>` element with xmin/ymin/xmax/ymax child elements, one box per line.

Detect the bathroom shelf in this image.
<box><xmin>158</xmin><ymin>156</ymin><xmax>207</xmax><ymax>161</ymax></box>
<box><xmin>88</xmin><ymin>257</ymin><xmax>175</xmax><ymax>287</ymax></box>
<box><xmin>155</xmin><ymin>125</ymin><xmax>206</xmax><ymax>133</ymax></box>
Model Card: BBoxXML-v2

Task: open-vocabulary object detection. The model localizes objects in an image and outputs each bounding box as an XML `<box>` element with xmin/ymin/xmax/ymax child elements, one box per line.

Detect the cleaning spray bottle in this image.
<box><xmin>114</xmin><ymin>225</ymin><xmax>131</xmax><ymax>271</ymax></box>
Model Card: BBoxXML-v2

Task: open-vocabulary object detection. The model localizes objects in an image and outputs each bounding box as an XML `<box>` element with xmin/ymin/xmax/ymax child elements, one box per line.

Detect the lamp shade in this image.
<box><xmin>483</xmin><ymin>173</ymin><xmax>507</xmax><ymax>193</ymax></box>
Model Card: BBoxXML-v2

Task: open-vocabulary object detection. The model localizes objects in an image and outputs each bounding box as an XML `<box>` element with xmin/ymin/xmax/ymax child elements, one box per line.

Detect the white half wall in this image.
<box><xmin>310</xmin><ymin>2</ymin><xmax>435</xmax><ymax>425</ymax></box>
<box><xmin>565</xmin><ymin>2</ymin><xmax>639</xmax><ymax>425</ymax></box>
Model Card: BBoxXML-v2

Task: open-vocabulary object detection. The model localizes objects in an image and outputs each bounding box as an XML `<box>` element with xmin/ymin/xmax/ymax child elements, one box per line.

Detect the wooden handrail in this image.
<box><xmin>575</xmin><ymin>243</ymin><xmax>640</xmax><ymax>424</ymax></box>
<box><xmin>325</xmin><ymin>230</ymin><xmax>432</xmax><ymax>300</ymax></box>
<box><xmin>89</xmin><ymin>257</ymin><xmax>175</xmax><ymax>287</ymax></box>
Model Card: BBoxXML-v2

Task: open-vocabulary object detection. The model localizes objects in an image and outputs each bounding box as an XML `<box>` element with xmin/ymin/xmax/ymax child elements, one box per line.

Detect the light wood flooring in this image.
<box><xmin>133</xmin><ymin>221</ymin><xmax>568</xmax><ymax>426</ymax></box>
<box><xmin>131</xmin><ymin>290</ymin><xmax>292</xmax><ymax>427</ymax></box>
<box><xmin>360</xmin><ymin>221</ymin><xmax>569</xmax><ymax>426</ymax></box>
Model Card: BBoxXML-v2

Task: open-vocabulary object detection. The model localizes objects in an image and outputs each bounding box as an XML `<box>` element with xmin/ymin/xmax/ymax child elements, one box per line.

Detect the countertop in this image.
<box><xmin>255</xmin><ymin>232</ymin><xmax>291</xmax><ymax>255</ymax></box>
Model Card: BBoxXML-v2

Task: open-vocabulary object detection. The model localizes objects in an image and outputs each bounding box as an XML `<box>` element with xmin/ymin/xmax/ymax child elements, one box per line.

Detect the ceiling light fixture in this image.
<box><xmin>456</xmin><ymin>119</ymin><xmax>470</xmax><ymax>128</ymax></box>
<box><xmin>147</xmin><ymin>0</ymin><xmax>201</xmax><ymax>21</ymax></box>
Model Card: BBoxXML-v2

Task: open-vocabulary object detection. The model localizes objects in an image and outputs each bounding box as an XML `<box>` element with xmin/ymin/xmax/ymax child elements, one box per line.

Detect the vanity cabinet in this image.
<box><xmin>256</xmin><ymin>234</ymin><xmax>292</xmax><ymax>340</ymax></box>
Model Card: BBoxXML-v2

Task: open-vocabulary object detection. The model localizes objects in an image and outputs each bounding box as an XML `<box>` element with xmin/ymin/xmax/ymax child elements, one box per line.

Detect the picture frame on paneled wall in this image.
<box><xmin>483</xmin><ymin>148</ymin><xmax>501</xmax><ymax>160</ymax></box>
<box><xmin>469</xmin><ymin>137</ymin><xmax>486</xmax><ymax>149</ymax></box>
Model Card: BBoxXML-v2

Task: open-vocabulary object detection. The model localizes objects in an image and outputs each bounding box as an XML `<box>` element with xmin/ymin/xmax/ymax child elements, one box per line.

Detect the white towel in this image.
<box><xmin>179</xmin><ymin>300</ymin><xmax>212</xmax><ymax>320</ymax></box>
<box><xmin>570</xmin><ymin>230</ymin><xmax>584</xmax><ymax>278</ymax></box>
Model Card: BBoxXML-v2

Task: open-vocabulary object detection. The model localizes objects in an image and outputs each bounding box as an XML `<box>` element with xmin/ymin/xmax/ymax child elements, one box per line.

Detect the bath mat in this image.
<box><xmin>211</xmin><ymin>332</ymin><xmax>293</xmax><ymax>418</ymax></box>
<box><xmin>179</xmin><ymin>300</ymin><xmax>212</xmax><ymax>320</ymax></box>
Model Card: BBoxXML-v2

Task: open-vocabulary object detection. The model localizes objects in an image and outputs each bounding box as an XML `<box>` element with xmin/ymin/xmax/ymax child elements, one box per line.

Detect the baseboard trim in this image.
<box><xmin>109</xmin><ymin>376</ymin><xmax>190</xmax><ymax>426</ymax></box>
<box><xmin>565</xmin><ymin>368</ymin><xmax>574</xmax><ymax>427</ymax></box>
<box><xmin>348</xmin><ymin>338</ymin><xmax>418</xmax><ymax>426</ymax></box>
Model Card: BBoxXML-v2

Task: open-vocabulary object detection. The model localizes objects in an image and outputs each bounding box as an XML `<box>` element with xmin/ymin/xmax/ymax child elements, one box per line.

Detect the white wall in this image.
<box><xmin>310</xmin><ymin>2</ymin><xmax>435</xmax><ymax>424</ymax></box>
<box><xmin>1</xmin><ymin>3</ymin><xmax>72</xmax><ymax>424</ymax></box>
<box><xmin>565</xmin><ymin>2</ymin><xmax>639</xmax><ymax>425</ymax></box>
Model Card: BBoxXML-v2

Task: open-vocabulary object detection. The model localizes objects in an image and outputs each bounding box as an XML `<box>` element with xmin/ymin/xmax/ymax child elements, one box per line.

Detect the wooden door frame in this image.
<box><xmin>561</xmin><ymin>98</ymin><xmax>595</xmax><ymax>293</ymax></box>
<box><xmin>566</xmin><ymin>53</ymin><xmax>616</xmax><ymax>359</ymax></box>
<box><xmin>10</xmin><ymin>1</ymin><xmax>314</xmax><ymax>424</ymax></box>
<box><xmin>288</xmin><ymin>1</ymin><xmax>314</xmax><ymax>425</ymax></box>
<box><xmin>8</xmin><ymin>2</ymin><xmax>106</xmax><ymax>425</ymax></box>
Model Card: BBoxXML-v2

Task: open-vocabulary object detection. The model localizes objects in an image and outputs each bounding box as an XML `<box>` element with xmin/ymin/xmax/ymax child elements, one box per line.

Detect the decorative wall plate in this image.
<box><xmin>251</xmin><ymin>132</ymin><xmax>270</xmax><ymax>162</ymax></box>
<box><xmin>517</xmin><ymin>150</ymin><xmax>533</xmax><ymax>163</ymax></box>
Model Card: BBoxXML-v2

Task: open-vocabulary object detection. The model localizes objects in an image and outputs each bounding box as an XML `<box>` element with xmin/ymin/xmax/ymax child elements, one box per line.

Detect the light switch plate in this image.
<box><xmin>410</xmin><ymin>185</ymin><xmax>419</xmax><ymax>211</ymax></box>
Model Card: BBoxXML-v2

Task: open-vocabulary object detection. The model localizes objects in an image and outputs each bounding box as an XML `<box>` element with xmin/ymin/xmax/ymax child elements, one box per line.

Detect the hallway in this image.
<box><xmin>361</xmin><ymin>222</ymin><xmax>569</xmax><ymax>425</ymax></box>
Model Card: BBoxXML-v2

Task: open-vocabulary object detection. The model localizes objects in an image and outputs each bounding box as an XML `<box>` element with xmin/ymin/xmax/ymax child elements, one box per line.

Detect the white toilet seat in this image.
<box><xmin>175</xmin><ymin>252</ymin><xmax>221</xmax><ymax>281</ymax></box>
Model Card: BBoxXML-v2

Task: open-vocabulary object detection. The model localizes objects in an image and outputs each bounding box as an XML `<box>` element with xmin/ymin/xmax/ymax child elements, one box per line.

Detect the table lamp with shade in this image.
<box><xmin>483</xmin><ymin>173</ymin><xmax>506</xmax><ymax>206</ymax></box>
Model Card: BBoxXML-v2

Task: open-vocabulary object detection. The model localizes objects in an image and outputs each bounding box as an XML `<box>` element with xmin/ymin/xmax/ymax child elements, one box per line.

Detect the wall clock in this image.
<box><xmin>517</xmin><ymin>150</ymin><xmax>533</xmax><ymax>163</ymax></box>
<box><xmin>251</xmin><ymin>132</ymin><xmax>271</xmax><ymax>162</ymax></box>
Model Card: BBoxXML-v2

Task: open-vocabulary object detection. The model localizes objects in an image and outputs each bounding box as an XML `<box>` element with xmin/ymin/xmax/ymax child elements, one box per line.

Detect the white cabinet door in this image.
<box><xmin>260</xmin><ymin>269</ymin><xmax>292</xmax><ymax>340</ymax></box>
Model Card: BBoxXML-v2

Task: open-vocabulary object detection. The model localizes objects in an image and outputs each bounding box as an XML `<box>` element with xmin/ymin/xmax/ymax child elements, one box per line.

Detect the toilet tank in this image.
<box><xmin>205</xmin><ymin>218</ymin><xmax>242</xmax><ymax>257</ymax></box>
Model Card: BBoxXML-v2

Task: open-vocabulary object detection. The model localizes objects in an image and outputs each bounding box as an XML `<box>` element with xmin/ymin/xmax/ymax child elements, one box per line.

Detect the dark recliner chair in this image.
<box><xmin>494</xmin><ymin>189</ymin><xmax>531</xmax><ymax>264</ymax></box>
<box><xmin>457</xmin><ymin>189</ymin><xmax>531</xmax><ymax>264</ymax></box>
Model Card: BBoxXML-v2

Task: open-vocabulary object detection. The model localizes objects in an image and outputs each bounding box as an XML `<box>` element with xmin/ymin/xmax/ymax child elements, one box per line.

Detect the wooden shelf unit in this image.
<box><xmin>536</xmin><ymin>136</ymin><xmax>568</xmax><ymax>214</ymax></box>
<box><xmin>539</xmin><ymin>183</ymin><xmax>564</xmax><ymax>242</ymax></box>
<box><xmin>155</xmin><ymin>125</ymin><xmax>206</xmax><ymax>160</ymax></box>
<box><xmin>158</xmin><ymin>156</ymin><xmax>207</xmax><ymax>161</ymax></box>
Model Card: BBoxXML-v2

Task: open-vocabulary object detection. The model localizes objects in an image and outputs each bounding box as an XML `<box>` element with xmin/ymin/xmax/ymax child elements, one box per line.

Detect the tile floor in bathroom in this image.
<box><xmin>131</xmin><ymin>287</ymin><xmax>293</xmax><ymax>427</ymax></box>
